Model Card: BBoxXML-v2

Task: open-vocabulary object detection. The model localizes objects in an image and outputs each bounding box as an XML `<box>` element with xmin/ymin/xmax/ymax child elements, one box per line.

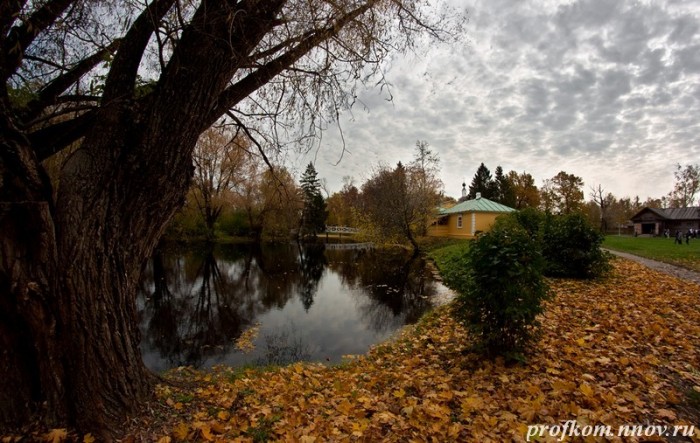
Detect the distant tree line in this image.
<box><xmin>170</xmin><ymin>139</ymin><xmax>444</xmax><ymax>249</ymax></box>
<box><xmin>458</xmin><ymin>162</ymin><xmax>700</xmax><ymax>234</ymax></box>
<box><xmin>174</xmin><ymin>131</ymin><xmax>700</xmax><ymax>242</ymax></box>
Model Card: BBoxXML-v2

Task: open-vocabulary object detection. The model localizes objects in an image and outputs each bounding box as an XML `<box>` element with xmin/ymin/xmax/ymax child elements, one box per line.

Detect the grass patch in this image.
<box><xmin>604</xmin><ymin>235</ymin><xmax>700</xmax><ymax>271</ymax></box>
<box><xmin>424</xmin><ymin>239</ymin><xmax>470</xmax><ymax>271</ymax></box>
<box><xmin>417</xmin><ymin>236</ymin><xmax>470</xmax><ymax>254</ymax></box>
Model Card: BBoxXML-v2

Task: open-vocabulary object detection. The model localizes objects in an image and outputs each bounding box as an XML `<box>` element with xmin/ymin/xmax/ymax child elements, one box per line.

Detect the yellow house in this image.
<box><xmin>427</xmin><ymin>192</ymin><xmax>515</xmax><ymax>239</ymax></box>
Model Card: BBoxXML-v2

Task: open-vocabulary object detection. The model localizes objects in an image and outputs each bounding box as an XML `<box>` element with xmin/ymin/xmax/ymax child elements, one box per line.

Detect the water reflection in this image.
<box><xmin>137</xmin><ymin>242</ymin><xmax>442</xmax><ymax>371</ymax></box>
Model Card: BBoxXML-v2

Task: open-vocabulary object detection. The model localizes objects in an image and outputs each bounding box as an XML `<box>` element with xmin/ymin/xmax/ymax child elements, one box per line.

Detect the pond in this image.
<box><xmin>137</xmin><ymin>242</ymin><xmax>449</xmax><ymax>372</ymax></box>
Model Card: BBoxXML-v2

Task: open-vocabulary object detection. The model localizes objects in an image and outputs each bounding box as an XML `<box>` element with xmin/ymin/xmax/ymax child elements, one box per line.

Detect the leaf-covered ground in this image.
<box><xmin>116</xmin><ymin>258</ymin><xmax>698</xmax><ymax>442</ymax></box>
<box><xmin>5</xmin><ymin>258</ymin><xmax>700</xmax><ymax>442</ymax></box>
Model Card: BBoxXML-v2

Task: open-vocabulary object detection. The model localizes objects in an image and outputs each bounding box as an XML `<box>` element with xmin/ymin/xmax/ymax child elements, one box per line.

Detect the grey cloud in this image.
<box><xmin>668</xmin><ymin>14</ymin><xmax>699</xmax><ymax>43</ymax></box>
<box><xmin>674</xmin><ymin>44</ymin><xmax>700</xmax><ymax>74</ymax></box>
<box><xmin>597</xmin><ymin>69</ymin><xmax>632</xmax><ymax>105</ymax></box>
<box><xmin>307</xmin><ymin>0</ymin><xmax>700</xmax><ymax>202</ymax></box>
<box><xmin>637</xmin><ymin>48</ymin><xmax>668</xmax><ymax>85</ymax></box>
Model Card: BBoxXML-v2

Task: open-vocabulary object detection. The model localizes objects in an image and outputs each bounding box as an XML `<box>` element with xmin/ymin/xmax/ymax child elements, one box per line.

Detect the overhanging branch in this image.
<box><xmin>1</xmin><ymin>0</ymin><xmax>76</xmax><ymax>81</ymax></box>
<box><xmin>207</xmin><ymin>1</ymin><xmax>376</xmax><ymax>126</ymax></box>
<box><xmin>21</xmin><ymin>40</ymin><xmax>120</xmax><ymax>124</ymax></box>
<box><xmin>29</xmin><ymin>111</ymin><xmax>95</xmax><ymax>161</ymax></box>
<box><xmin>101</xmin><ymin>0</ymin><xmax>176</xmax><ymax>103</ymax></box>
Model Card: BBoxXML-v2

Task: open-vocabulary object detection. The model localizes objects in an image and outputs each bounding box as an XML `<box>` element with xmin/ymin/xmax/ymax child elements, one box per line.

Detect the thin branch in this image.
<box><xmin>1</xmin><ymin>0</ymin><xmax>75</xmax><ymax>80</ymax></box>
<box><xmin>54</xmin><ymin>94</ymin><xmax>101</xmax><ymax>103</ymax></box>
<box><xmin>21</xmin><ymin>40</ymin><xmax>120</xmax><ymax>124</ymax></box>
<box><xmin>26</xmin><ymin>103</ymin><xmax>97</xmax><ymax>127</ymax></box>
<box><xmin>208</xmin><ymin>1</ymin><xmax>377</xmax><ymax>126</ymax></box>
<box><xmin>22</xmin><ymin>53</ymin><xmax>65</xmax><ymax>71</ymax></box>
<box><xmin>225</xmin><ymin>111</ymin><xmax>274</xmax><ymax>174</ymax></box>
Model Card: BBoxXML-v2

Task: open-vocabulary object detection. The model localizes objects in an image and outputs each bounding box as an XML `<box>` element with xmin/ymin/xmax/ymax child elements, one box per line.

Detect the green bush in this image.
<box><xmin>492</xmin><ymin>209</ymin><xmax>609</xmax><ymax>279</ymax></box>
<box><xmin>452</xmin><ymin>224</ymin><xmax>551</xmax><ymax>360</ymax></box>
<box><xmin>541</xmin><ymin>212</ymin><xmax>610</xmax><ymax>278</ymax></box>
<box><xmin>217</xmin><ymin>210</ymin><xmax>250</xmax><ymax>237</ymax></box>
<box><xmin>510</xmin><ymin>207</ymin><xmax>545</xmax><ymax>238</ymax></box>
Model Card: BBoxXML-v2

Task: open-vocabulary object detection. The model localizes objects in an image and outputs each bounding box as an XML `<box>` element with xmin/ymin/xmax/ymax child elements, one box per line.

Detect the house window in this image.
<box><xmin>457</xmin><ymin>215</ymin><xmax>463</xmax><ymax>228</ymax></box>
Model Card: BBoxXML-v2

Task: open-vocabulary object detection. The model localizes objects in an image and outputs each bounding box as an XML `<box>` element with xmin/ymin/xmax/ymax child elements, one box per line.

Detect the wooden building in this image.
<box><xmin>630</xmin><ymin>207</ymin><xmax>700</xmax><ymax>235</ymax></box>
<box><xmin>427</xmin><ymin>192</ymin><xmax>515</xmax><ymax>239</ymax></box>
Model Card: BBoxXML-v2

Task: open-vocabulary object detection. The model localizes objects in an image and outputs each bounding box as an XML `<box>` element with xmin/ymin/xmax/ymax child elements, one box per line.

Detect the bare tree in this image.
<box><xmin>191</xmin><ymin>125</ymin><xmax>248</xmax><ymax>239</ymax></box>
<box><xmin>0</xmin><ymin>0</ymin><xmax>463</xmax><ymax>435</ymax></box>
<box><xmin>590</xmin><ymin>184</ymin><xmax>615</xmax><ymax>232</ymax></box>
<box><xmin>360</xmin><ymin>152</ymin><xmax>441</xmax><ymax>250</ymax></box>
<box><xmin>409</xmin><ymin>140</ymin><xmax>442</xmax><ymax>236</ymax></box>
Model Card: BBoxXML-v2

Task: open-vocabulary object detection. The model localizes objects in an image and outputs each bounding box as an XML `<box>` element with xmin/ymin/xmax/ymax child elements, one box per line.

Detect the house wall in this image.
<box><xmin>634</xmin><ymin>222</ymin><xmax>660</xmax><ymax>235</ymax></box>
<box><xmin>441</xmin><ymin>212</ymin><xmax>503</xmax><ymax>239</ymax></box>
<box><xmin>667</xmin><ymin>221</ymin><xmax>700</xmax><ymax>233</ymax></box>
<box><xmin>427</xmin><ymin>225</ymin><xmax>449</xmax><ymax>237</ymax></box>
<box><xmin>473</xmin><ymin>212</ymin><xmax>501</xmax><ymax>235</ymax></box>
<box><xmin>632</xmin><ymin>220</ymin><xmax>699</xmax><ymax>236</ymax></box>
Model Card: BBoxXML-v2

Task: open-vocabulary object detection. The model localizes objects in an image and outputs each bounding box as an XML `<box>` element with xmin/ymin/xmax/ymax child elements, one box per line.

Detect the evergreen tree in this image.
<box><xmin>299</xmin><ymin>162</ymin><xmax>328</xmax><ymax>238</ymax></box>
<box><xmin>468</xmin><ymin>163</ymin><xmax>494</xmax><ymax>199</ymax></box>
<box><xmin>493</xmin><ymin>166</ymin><xmax>517</xmax><ymax>207</ymax></box>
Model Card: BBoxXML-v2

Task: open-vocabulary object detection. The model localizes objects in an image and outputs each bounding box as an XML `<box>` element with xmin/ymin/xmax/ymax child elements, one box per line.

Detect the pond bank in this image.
<box><xmin>117</xmin><ymin>258</ymin><xmax>700</xmax><ymax>441</ymax></box>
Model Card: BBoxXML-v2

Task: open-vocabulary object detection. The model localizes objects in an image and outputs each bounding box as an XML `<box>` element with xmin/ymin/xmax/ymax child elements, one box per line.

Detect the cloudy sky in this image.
<box><xmin>292</xmin><ymin>0</ymin><xmax>700</xmax><ymax>201</ymax></box>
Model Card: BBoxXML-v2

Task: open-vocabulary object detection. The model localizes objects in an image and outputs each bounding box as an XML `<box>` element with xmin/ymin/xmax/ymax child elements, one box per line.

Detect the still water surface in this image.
<box><xmin>137</xmin><ymin>242</ymin><xmax>446</xmax><ymax>372</ymax></box>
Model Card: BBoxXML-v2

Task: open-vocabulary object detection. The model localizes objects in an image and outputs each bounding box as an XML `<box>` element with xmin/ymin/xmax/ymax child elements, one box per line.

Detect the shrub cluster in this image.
<box><xmin>541</xmin><ymin>213</ymin><xmax>610</xmax><ymax>278</ymax></box>
<box><xmin>451</xmin><ymin>222</ymin><xmax>550</xmax><ymax>360</ymax></box>
<box><xmin>491</xmin><ymin>208</ymin><xmax>610</xmax><ymax>279</ymax></box>
<box><xmin>445</xmin><ymin>208</ymin><xmax>609</xmax><ymax>360</ymax></box>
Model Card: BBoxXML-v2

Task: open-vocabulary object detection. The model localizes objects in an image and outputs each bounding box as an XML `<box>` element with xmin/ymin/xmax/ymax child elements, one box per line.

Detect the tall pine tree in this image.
<box><xmin>493</xmin><ymin>166</ymin><xmax>517</xmax><ymax>206</ymax></box>
<box><xmin>468</xmin><ymin>163</ymin><xmax>494</xmax><ymax>200</ymax></box>
<box><xmin>299</xmin><ymin>163</ymin><xmax>328</xmax><ymax>238</ymax></box>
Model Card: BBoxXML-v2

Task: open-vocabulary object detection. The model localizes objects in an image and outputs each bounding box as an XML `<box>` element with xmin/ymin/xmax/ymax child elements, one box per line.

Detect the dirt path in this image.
<box><xmin>604</xmin><ymin>248</ymin><xmax>700</xmax><ymax>285</ymax></box>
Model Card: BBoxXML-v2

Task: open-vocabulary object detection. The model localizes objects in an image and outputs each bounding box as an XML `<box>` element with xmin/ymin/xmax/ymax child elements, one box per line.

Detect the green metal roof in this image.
<box><xmin>440</xmin><ymin>196</ymin><xmax>515</xmax><ymax>215</ymax></box>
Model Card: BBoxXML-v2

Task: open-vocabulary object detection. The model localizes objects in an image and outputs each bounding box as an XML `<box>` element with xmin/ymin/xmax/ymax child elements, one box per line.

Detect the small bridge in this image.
<box><xmin>324</xmin><ymin>226</ymin><xmax>360</xmax><ymax>234</ymax></box>
<box><xmin>324</xmin><ymin>242</ymin><xmax>373</xmax><ymax>250</ymax></box>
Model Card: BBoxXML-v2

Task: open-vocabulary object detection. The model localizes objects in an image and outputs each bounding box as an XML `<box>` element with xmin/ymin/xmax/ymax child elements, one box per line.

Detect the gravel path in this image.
<box><xmin>604</xmin><ymin>248</ymin><xmax>700</xmax><ymax>285</ymax></box>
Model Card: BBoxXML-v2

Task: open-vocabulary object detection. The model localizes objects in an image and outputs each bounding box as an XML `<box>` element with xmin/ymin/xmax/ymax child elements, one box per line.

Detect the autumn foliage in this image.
<box><xmin>4</xmin><ymin>259</ymin><xmax>700</xmax><ymax>441</ymax></box>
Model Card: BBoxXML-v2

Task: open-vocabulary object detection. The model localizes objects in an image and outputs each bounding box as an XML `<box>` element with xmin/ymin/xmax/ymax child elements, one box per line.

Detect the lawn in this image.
<box><xmin>604</xmin><ymin>235</ymin><xmax>700</xmax><ymax>272</ymax></box>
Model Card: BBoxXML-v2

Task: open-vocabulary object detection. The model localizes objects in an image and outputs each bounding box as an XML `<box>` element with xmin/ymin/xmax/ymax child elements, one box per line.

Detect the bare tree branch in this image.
<box><xmin>0</xmin><ymin>1</ymin><xmax>27</xmax><ymax>39</ymax></box>
<box><xmin>21</xmin><ymin>40</ymin><xmax>120</xmax><ymax>123</ymax></box>
<box><xmin>29</xmin><ymin>111</ymin><xmax>95</xmax><ymax>161</ymax></box>
<box><xmin>208</xmin><ymin>1</ymin><xmax>377</xmax><ymax>125</ymax></box>
<box><xmin>1</xmin><ymin>0</ymin><xmax>75</xmax><ymax>80</ymax></box>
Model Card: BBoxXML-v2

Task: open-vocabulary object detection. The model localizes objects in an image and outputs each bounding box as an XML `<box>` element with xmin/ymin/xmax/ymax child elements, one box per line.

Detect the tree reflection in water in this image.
<box><xmin>138</xmin><ymin>242</ymin><xmax>442</xmax><ymax>370</ymax></box>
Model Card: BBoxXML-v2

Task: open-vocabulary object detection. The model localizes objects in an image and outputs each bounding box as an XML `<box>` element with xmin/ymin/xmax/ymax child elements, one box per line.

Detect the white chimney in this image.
<box><xmin>476</xmin><ymin>192</ymin><xmax>481</xmax><ymax>199</ymax></box>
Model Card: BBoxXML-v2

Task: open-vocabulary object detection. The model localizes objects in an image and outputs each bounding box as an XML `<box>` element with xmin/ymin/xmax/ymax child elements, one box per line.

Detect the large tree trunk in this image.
<box><xmin>0</xmin><ymin>100</ymin><xmax>67</xmax><ymax>426</ymax></box>
<box><xmin>0</xmin><ymin>100</ymin><xmax>189</xmax><ymax>435</ymax></box>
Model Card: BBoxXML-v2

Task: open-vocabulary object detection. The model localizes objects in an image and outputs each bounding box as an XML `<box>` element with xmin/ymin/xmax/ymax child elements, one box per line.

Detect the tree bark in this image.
<box><xmin>0</xmin><ymin>101</ymin><xmax>168</xmax><ymax>435</ymax></box>
<box><xmin>0</xmin><ymin>98</ymin><xmax>67</xmax><ymax>426</ymax></box>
